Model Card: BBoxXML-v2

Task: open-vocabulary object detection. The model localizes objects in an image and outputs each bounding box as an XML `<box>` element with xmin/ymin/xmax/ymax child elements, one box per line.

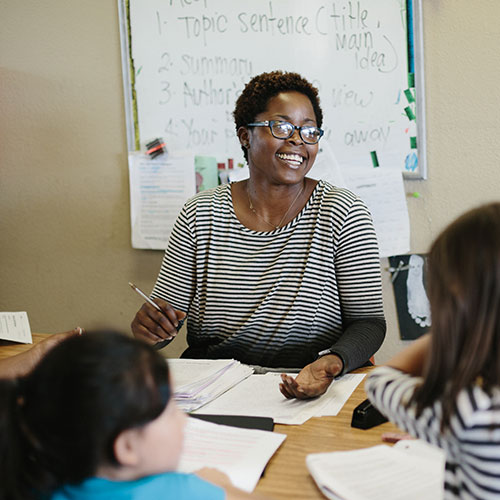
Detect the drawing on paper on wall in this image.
<box><xmin>389</xmin><ymin>254</ymin><xmax>431</xmax><ymax>340</ymax></box>
<box><xmin>406</xmin><ymin>254</ymin><xmax>431</xmax><ymax>327</ymax></box>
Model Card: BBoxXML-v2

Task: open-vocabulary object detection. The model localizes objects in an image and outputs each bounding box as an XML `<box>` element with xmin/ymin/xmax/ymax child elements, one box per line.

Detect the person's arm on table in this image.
<box><xmin>365</xmin><ymin>334</ymin><xmax>437</xmax><ymax>443</ymax></box>
<box><xmin>280</xmin><ymin>198</ymin><xmax>386</xmax><ymax>399</ymax></box>
<box><xmin>0</xmin><ymin>328</ymin><xmax>83</xmax><ymax>378</ymax></box>
<box><xmin>279</xmin><ymin>317</ymin><xmax>386</xmax><ymax>399</ymax></box>
<box><xmin>364</xmin><ymin>334</ymin><xmax>445</xmax><ymax>447</ymax></box>
<box><xmin>280</xmin><ymin>353</ymin><xmax>343</xmax><ymax>399</ymax></box>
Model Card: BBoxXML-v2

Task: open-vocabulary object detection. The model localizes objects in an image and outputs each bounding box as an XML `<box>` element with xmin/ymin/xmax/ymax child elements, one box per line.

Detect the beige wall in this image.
<box><xmin>1</xmin><ymin>1</ymin><xmax>499</xmax><ymax>361</ymax></box>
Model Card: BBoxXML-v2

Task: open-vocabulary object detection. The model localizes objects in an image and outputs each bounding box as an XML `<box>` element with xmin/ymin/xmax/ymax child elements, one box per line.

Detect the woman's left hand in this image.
<box><xmin>279</xmin><ymin>354</ymin><xmax>343</xmax><ymax>399</ymax></box>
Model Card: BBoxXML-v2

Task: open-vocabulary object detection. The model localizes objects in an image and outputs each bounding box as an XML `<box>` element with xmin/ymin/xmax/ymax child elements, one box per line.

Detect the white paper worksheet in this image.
<box><xmin>0</xmin><ymin>312</ymin><xmax>32</xmax><ymax>343</ymax></box>
<box><xmin>178</xmin><ymin>417</ymin><xmax>286</xmax><ymax>492</ymax></box>
<box><xmin>345</xmin><ymin>167</ymin><xmax>410</xmax><ymax>258</ymax></box>
<box><xmin>128</xmin><ymin>151</ymin><xmax>195</xmax><ymax>249</ymax></box>
<box><xmin>307</xmin><ymin>442</ymin><xmax>444</xmax><ymax>500</ymax></box>
<box><xmin>193</xmin><ymin>373</ymin><xmax>365</xmax><ymax>425</ymax></box>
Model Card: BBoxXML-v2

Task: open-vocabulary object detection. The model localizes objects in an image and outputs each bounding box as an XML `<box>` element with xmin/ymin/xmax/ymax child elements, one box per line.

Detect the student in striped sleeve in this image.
<box><xmin>366</xmin><ymin>202</ymin><xmax>500</xmax><ymax>499</ymax></box>
<box><xmin>132</xmin><ymin>71</ymin><xmax>386</xmax><ymax>400</ymax></box>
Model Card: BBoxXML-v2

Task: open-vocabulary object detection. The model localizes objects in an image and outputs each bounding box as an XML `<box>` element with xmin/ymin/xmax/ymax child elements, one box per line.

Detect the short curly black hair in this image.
<box><xmin>233</xmin><ymin>71</ymin><xmax>323</xmax><ymax>161</ymax></box>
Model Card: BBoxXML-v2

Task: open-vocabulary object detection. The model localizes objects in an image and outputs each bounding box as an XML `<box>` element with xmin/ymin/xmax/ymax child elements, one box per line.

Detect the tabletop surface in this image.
<box><xmin>0</xmin><ymin>334</ymin><xmax>400</xmax><ymax>500</ymax></box>
<box><xmin>0</xmin><ymin>333</ymin><xmax>50</xmax><ymax>360</ymax></box>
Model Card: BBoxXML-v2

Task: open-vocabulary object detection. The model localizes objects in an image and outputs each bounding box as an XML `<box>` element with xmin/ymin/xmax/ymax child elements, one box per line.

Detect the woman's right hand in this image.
<box><xmin>131</xmin><ymin>298</ymin><xmax>186</xmax><ymax>346</ymax></box>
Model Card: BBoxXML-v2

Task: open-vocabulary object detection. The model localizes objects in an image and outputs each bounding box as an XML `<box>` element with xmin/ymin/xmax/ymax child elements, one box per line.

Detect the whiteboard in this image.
<box><xmin>119</xmin><ymin>0</ymin><xmax>426</xmax><ymax>179</ymax></box>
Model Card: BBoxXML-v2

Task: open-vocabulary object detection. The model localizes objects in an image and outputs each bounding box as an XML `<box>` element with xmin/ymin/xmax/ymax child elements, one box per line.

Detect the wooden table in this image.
<box><xmin>0</xmin><ymin>335</ymin><xmax>400</xmax><ymax>500</ymax></box>
<box><xmin>0</xmin><ymin>333</ymin><xmax>50</xmax><ymax>360</ymax></box>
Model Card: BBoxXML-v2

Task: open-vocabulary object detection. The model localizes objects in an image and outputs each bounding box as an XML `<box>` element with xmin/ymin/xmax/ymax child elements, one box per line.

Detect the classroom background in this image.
<box><xmin>1</xmin><ymin>0</ymin><xmax>499</xmax><ymax>363</ymax></box>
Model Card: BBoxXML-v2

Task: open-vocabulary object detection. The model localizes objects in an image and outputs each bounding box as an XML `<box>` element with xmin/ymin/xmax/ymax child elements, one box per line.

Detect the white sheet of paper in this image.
<box><xmin>394</xmin><ymin>438</ymin><xmax>445</xmax><ymax>469</ymax></box>
<box><xmin>0</xmin><ymin>312</ymin><xmax>32</xmax><ymax>343</ymax></box>
<box><xmin>316</xmin><ymin>374</ymin><xmax>366</xmax><ymax>417</ymax></box>
<box><xmin>193</xmin><ymin>373</ymin><xmax>364</xmax><ymax>425</ymax></box>
<box><xmin>178</xmin><ymin>417</ymin><xmax>286</xmax><ymax>492</ymax></box>
<box><xmin>344</xmin><ymin>167</ymin><xmax>410</xmax><ymax>258</ymax></box>
<box><xmin>128</xmin><ymin>151</ymin><xmax>195</xmax><ymax>249</ymax></box>
<box><xmin>307</xmin><ymin>444</ymin><xmax>443</xmax><ymax>500</ymax></box>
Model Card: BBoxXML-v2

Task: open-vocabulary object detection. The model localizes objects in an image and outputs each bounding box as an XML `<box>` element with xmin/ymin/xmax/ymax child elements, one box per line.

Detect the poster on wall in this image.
<box><xmin>389</xmin><ymin>254</ymin><xmax>430</xmax><ymax>340</ymax></box>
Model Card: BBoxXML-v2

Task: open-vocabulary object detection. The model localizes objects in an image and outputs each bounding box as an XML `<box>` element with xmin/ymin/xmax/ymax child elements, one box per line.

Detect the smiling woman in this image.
<box><xmin>131</xmin><ymin>71</ymin><xmax>386</xmax><ymax>400</ymax></box>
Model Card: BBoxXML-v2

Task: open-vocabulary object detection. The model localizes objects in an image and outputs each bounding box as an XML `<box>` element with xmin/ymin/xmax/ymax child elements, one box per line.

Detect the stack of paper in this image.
<box><xmin>178</xmin><ymin>417</ymin><xmax>286</xmax><ymax>492</ymax></box>
<box><xmin>192</xmin><ymin>372</ymin><xmax>365</xmax><ymax>425</ymax></box>
<box><xmin>168</xmin><ymin>359</ymin><xmax>254</xmax><ymax>412</ymax></box>
<box><xmin>307</xmin><ymin>440</ymin><xmax>444</xmax><ymax>500</ymax></box>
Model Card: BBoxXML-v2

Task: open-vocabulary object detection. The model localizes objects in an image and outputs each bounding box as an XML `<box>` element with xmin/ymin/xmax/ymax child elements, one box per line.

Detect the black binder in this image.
<box><xmin>191</xmin><ymin>414</ymin><xmax>274</xmax><ymax>432</ymax></box>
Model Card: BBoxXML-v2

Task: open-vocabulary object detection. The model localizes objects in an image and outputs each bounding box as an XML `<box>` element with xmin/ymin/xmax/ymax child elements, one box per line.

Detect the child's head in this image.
<box><xmin>0</xmin><ymin>330</ymin><xmax>185</xmax><ymax>499</ymax></box>
<box><xmin>416</xmin><ymin>202</ymin><xmax>500</xmax><ymax>423</ymax></box>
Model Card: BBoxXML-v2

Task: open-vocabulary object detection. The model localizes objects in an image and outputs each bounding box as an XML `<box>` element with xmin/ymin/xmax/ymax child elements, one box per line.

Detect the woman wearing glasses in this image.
<box><xmin>132</xmin><ymin>71</ymin><xmax>385</xmax><ymax>399</ymax></box>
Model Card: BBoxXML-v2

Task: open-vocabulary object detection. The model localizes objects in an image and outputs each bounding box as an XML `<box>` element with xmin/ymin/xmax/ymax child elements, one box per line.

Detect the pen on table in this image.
<box><xmin>128</xmin><ymin>282</ymin><xmax>163</xmax><ymax>312</ymax></box>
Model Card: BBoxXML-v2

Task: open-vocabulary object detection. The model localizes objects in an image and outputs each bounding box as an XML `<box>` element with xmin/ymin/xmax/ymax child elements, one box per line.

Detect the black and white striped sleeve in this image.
<box><xmin>328</xmin><ymin>197</ymin><xmax>386</xmax><ymax>372</ymax></box>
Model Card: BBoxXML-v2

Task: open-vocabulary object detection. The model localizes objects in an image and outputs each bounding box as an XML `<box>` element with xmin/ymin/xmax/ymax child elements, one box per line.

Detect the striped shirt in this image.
<box><xmin>152</xmin><ymin>180</ymin><xmax>385</xmax><ymax>369</ymax></box>
<box><xmin>366</xmin><ymin>366</ymin><xmax>500</xmax><ymax>499</ymax></box>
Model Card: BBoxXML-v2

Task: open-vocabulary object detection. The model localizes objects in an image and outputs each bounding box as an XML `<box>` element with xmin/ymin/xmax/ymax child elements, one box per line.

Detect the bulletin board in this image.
<box><xmin>118</xmin><ymin>0</ymin><xmax>426</xmax><ymax>178</ymax></box>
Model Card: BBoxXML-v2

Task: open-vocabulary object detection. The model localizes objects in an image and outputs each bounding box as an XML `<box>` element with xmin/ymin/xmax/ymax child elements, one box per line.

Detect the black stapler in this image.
<box><xmin>351</xmin><ymin>398</ymin><xmax>388</xmax><ymax>429</ymax></box>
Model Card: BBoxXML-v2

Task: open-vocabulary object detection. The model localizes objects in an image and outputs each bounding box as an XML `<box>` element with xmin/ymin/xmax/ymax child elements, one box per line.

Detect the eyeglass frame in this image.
<box><xmin>246</xmin><ymin>120</ymin><xmax>324</xmax><ymax>145</ymax></box>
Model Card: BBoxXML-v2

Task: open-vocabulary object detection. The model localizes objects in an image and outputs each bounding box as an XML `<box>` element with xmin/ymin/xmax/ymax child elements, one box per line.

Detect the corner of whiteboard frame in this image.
<box><xmin>404</xmin><ymin>0</ymin><xmax>427</xmax><ymax>181</ymax></box>
<box><xmin>117</xmin><ymin>0</ymin><xmax>136</xmax><ymax>152</ymax></box>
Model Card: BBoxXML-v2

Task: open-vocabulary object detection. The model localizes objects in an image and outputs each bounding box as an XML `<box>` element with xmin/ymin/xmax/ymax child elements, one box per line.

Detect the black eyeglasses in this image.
<box><xmin>246</xmin><ymin>120</ymin><xmax>324</xmax><ymax>145</ymax></box>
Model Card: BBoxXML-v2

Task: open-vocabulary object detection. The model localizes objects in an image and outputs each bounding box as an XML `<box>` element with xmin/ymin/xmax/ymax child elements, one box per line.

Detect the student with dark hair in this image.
<box><xmin>132</xmin><ymin>70</ymin><xmax>386</xmax><ymax>399</ymax></box>
<box><xmin>0</xmin><ymin>331</ymin><xmax>262</xmax><ymax>500</ymax></box>
<box><xmin>366</xmin><ymin>202</ymin><xmax>500</xmax><ymax>499</ymax></box>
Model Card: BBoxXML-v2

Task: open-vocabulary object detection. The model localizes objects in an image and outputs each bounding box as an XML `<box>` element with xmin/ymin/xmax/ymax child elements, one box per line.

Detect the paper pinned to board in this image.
<box><xmin>344</xmin><ymin>167</ymin><xmax>410</xmax><ymax>258</ymax></box>
<box><xmin>128</xmin><ymin>151</ymin><xmax>195</xmax><ymax>249</ymax></box>
<box><xmin>0</xmin><ymin>312</ymin><xmax>32</xmax><ymax>343</ymax></box>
